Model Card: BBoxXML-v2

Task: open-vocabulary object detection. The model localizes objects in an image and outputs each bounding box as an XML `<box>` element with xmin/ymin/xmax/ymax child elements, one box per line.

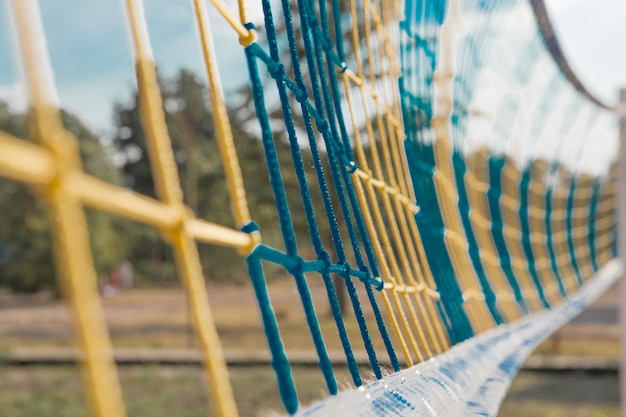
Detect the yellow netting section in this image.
<box><xmin>1</xmin><ymin>0</ymin><xmax>455</xmax><ymax>412</ymax></box>
<box><xmin>463</xmin><ymin>153</ymin><xmax>617</xmax><ymax>310</ymax></box>
<box><xmin>0</xmin><ymin>0</ymin><xmax>264</xmax><ymax>416</ymax></box>
<box><xmin>340</xmin><ymin>0</ymin><xmax>450</xmax><ymax>365</ymax></box>
<box><xmin>420</xmin><ymin>0</ymin><xmax>497</xmax><ymax>334</ymax></box>
<box><xmin>399</xmin><ymin>0</ymin><xmax>617</xmax><ymax>344</ymax></box>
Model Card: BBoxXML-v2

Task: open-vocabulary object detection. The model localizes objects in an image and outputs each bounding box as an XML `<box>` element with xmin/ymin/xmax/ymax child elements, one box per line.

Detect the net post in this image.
<box><xmin>619</xmin><ymin>87</ymin><xmax>626</xmax><ymax>417</ymax></box>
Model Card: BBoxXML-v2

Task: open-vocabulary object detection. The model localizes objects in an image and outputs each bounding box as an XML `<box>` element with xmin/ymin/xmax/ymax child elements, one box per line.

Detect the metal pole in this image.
<box><xmin>619</xmin><ymin>87</ymin><xmax>626</xmax><ymax>417</ymax></box>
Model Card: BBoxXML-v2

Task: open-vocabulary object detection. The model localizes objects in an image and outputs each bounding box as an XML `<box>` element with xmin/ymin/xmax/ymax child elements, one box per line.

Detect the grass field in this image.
<box><xmin>0</xmin><ymin>282</ymin><xmax>619</xmax><ymax>356</ymax></box>
<box><xmin>0</xmin><ymin>365</ymin><xmax>619</xmax><ymax>417</ymax></box>
<box><xmin>0</xmin><ymin>281</ymin><xmax>620</xmax><ymax>416</ymax></box>
<box><xmin>0</xmin><ymin>365</ymin><xmax>340</xmax><ymax>417</ymax></box>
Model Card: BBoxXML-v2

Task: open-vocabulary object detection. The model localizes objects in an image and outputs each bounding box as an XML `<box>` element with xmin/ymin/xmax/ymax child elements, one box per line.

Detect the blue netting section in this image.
<box><xmin>237</xmin><ymin>0</ymin><xmax>619</xmax><ymax>414</ymax></box>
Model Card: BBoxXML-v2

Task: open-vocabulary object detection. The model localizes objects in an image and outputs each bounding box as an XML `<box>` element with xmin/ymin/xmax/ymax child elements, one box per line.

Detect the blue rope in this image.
<box><xmin>451</xmin><ymin>150</ymin><xmax>504</xmax><ymax>325</ymax></box>
<box><xmin>234</xmin><ymin>1</ymin><xmax>618</xmax><ymax>415</ymax></box>
<box><xmin>246</xmin><ymin>251</ymin><xmax>298</xmax><ymax>414</ymax></box>
<box><xmin>298</xmin><ymin>0</ymin><xmax>397</xmax><ymax>374</ymax></box>
<box><xmin>544</xmin><ymin>188</ymin><xmax>568</xmax><ymax>298</ymax></box>
<box><xmin>405</xmin><ymin>142</ymin><xmax>474</xmax><ymax>343</ymax></box>
<box><xmin>399</xmin><ymin>18</ymin><xmax>475</xmax><ymax>342</ymax></box>
<box><xmin>565</xmin><ymin>176</ymin><xmax>585</xmax><ymax>286</ymax></box>
<box><xmin>588</xmin><ymin>180</ymin><xmax>601</xmax><ymax>272</ymax></box>
<box><xmin>245</xmin><ymin>42</ymin><xmax>336</xmax><ymax>410</ymax></box>
<box><xmin>240</xmin><ymin>0</ymin><xmax>409</xmax><ymax>408</ymax></box>
<box><xmin>276</xmin><ymin>0</ymin><xmax>388</xmax><ymax>378</ymax></box>
<box><xmin>303</xmin><ymin>0</ymin><xmax>399</xmax><ymax>373</ymax></box>
<box><xmin>487</xmin><ymin>157</ymin><xmax>529</xmax><ymax>314</ymax></box>
<box><xmin>518</xmin><ymin>167</ymin><xmax>551</xmax><ymax>308</ymax></box>
<box><xmin>400</xmin><ymin>3</ymin><xmax>476</xmax><ymax>343</ymax></box>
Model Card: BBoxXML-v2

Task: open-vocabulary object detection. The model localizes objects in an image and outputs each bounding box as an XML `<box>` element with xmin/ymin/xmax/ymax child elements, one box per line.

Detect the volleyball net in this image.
<box><xmin>0</xmin><ymin>0</ymin><xmax>620</xmax><ymax>416</ymax></box>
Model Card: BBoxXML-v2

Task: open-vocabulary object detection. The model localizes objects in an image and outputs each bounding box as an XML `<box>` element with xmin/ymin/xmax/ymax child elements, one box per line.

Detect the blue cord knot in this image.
<box><xmin>316</xmin><ymin>119</ymin><xmax>329</xmax><ymax>134</ymax></box>
<box><xmin>319</xmin><ymin>252</ymin><xmax>332</xmax><ymax>272</ymax></box>
<box><xmin>320</xmin><ymin>34</ymin><xmax>333</xmax><ymax>51</ymax></box>
<box><xmin>307</xmin><ymin>14</ymin><xmax>319</xmax><ymax>27</ymax></box>
<box><xmin>287</xmin><ymin>255</ymin><xmax>306</xmax><ymax>276</ymax></box>
<box><xmin>345</xmin><ymin>160</ymin><xmax>358</xmax><ymax>173</ymax></box>
<box><xmin>241</xmin><ymin>221</ymin><xmax>260</xmax><ymax>234</ymax></box>
<box><xmin>268</xmin><ymin>62</ymin><xmax>285</xmax><ymax>80</ymax></box>
<box><xmin>338</xmin><ymin>61</ymin><xmax>348</xmax><ymax>73</ymax></box>
<box><xmin>353</xmin><ymin>266</ymin><xmax>384</xmax><ymax>290</ymax></box>
<box><xmin>367</xmin><ymin>273</ymin><xmax>384</xmax><ymax>291</ymax></box>
<box><xmin>337</xmin><ymin>261</ymin><xmax>351</xmax><ymax>277</ymax></box>
<box><xmin>294</xmin><ymin>84</ymin><xmax>309</xmax><ymax>102</ymax></box>
<box><xmin>244</xmin><ymin>22</ymin><xmax>257</xmax><ymax>31</ymax></box>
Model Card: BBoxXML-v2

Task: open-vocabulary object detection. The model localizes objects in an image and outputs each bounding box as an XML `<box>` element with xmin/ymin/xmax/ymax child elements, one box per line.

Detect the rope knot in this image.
<box><xmin>316</xmin><ymin>119</ymin><xmax>329</xmax><ymax>134</ymax></box>
<box><xmin>268</xmin><ymin>62</ymin><xmax>285</xmax><ymax>80</ymax></box>
<box><xmin>319</xmin><ymin>252</ymin><xmax>332</xmax><ymax>273</ymax></box>
<box><xmin>287</xmin><ymin>255</ymin><xmax>306</xmax><ymax>276</ymax></box>
<box><xmin>337</xmin><ymin>261</ymin><xmax>351</xmax><ymax>277</ymax></box>
<box><xmin>239</xmin><ymin>23</ymin><xmax>258</xmax><ymax>47</ymax></box>
<box><xmin>294</xmin><ymin>84</ymin><xmax>309</xmax><ymax>102</ymax></box>
<box><xmin>239</xmin><ymin>221</ymin><xmax>261</xmax><ymax>255</ymax></box>
<box><xmin>320</xmin><ymin>34</ymin><xmax>333</xmax><ymax>51</ymax></box>
<box><xmin>345</xmin><ymin>160</ymin><xmax>358</xmax><ymax>173</ymax></box>
<box><xmin>241</xmin><ymin>221</ymin><xmax>260</xmax><ymax>234</ymax></box>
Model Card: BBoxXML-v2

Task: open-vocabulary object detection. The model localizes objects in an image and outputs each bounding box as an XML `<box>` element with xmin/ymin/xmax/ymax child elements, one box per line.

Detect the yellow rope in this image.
<box><xmin>192</xmin><ymin>0</ymin><xmax>260</xmax><ymax>253</ymax></box>
<box><xmin>10</xmin><ymin>1</ymin><xmax>126</xmax><ymax>416</ymax></box>
<box><xmin>344</xmin><ymin>0</ymin><xmax>451</xmax><ymax>360</ymax></box>
<box><xmin>352</xmin><ymin>177</ymin><xmax>415</xmax><ymax>366</ymax></box>
<box><xmin>465</xmin><ymin>152</ymin><xmax>523</xmax><ymax>322</ymax></box>
<box><xmin>2</xmin><ymin>1</ymin><xmax>278</xmax><ymax>414</ymax></box>
<box><xmin>207</xmin><ymin>0</ymin><xmax>257</xmax><ymax>46</ymax></box>
<box><xmin>125</xmin><ymin>1</ymin><xmax>240</xmax><ymax>416</ymax></box>
<box><xmin>0</xmin><ymin>131</ymin><xmax>57</xmax><ymax>185</ymax></box>
<box><xmin>0</xmin><ymin>133</ymin><xmax>254</xmax><ymax>249</ymax></box>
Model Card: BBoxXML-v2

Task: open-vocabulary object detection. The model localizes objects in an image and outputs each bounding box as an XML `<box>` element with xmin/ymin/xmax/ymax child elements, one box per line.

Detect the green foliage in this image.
<box><xmin>0</xmin><ymin>184</ymin><xmax>54</xmax><ymax>293</ymax></box>
<box><xmin>0</xmin><ymin>65</ymin><xmax>338</xmax><ymax>291</ymax></box>
<box><xmin>113</xmin><ymin>69</ymin><xmax>327</xmax><ymax>283</ymax></box>
<box><xmin>0</xmin><ymin>102</ymin><xmax>126</xmax><ymax>293</ymax></box>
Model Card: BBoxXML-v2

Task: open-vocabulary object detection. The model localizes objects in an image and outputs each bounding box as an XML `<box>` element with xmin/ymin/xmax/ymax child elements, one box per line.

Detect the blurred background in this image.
<box><xmin>0</xmin><ymin>0</ymin><xmax>624</xmax><ymax>416</ymax></box>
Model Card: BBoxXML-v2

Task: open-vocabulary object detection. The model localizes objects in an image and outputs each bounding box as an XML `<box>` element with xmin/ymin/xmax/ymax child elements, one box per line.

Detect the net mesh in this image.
<box><xmin>0</xmin><ymin>0</ymin><xmax>619</xmax><ymax>416</ymax></box>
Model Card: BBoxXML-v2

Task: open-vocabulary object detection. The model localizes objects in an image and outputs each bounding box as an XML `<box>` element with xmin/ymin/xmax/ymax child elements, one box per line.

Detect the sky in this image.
<box><xmin>543</xmin><ymin>0</ymin><xmax>626</xmax><ymax>105</ymax></box>
<box><xmin>0</xmin><ymin>0</ymin><xmax>624</xmax><ymax>135</ymax></box>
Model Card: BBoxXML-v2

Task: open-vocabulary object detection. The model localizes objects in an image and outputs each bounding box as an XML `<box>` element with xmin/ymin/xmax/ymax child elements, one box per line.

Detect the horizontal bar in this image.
<box><xmin>0</xmin><ymin>131</ymin><xmax>57</xmax><ymax>185</ymax></box>
<box><xmin>71</xmin><ymin>173</ymin><xmax>180</xmax><ymax>228</ymax></box>
<box><xmin>73</xmin><ymin>174</ymin><xmax>254</xmax><ymax>250</ymax></box>
<box><xmin>187</xmin><ymin>218</ymin><xmax>255</xmax><ymax>249</ymax></box>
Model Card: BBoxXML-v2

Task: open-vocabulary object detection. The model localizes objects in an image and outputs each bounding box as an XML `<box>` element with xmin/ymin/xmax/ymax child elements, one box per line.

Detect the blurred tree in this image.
<box><xmin>112</xmin><ymin>69</ymin><xmax>321</xmax><ymax>283</ymax></box>
<box><xmin>0</xmin><ymin>102</ymin><xmax>125</xmax><ymax>293</ymax></box>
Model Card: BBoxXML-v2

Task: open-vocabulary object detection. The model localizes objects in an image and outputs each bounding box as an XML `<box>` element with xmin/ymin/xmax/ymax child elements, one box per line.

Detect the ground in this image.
<box><xmin>0</xmin><ymin>278</ymin><xmax>620</xmax><ymax>416</ymax></box>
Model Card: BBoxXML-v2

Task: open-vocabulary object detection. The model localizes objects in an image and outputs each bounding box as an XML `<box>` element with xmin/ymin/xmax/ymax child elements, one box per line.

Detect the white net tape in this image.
<box><xmin>296</xmin><ymin>260</ymin><xmax>622</xmax><ymax>416</ymax></box>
